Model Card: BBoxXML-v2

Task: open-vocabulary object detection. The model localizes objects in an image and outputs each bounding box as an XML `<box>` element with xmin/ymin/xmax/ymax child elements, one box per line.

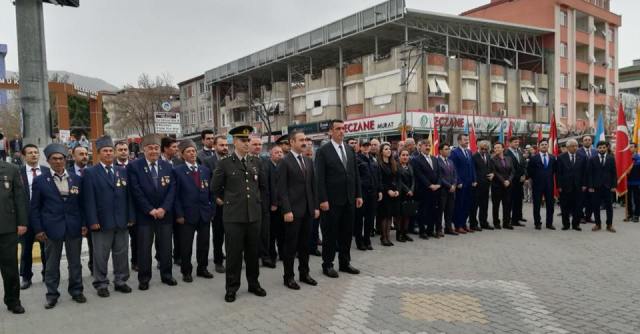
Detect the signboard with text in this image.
<box><xmin>154</xmin><ymin>112</ymin><xmax>181</xmax><ymax>135</ymax></box>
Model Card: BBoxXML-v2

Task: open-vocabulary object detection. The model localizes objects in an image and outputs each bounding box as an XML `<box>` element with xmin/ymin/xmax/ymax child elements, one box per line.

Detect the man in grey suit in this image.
<box><xmin>278</xmin><ymin>130</ymin><xmax>319</xmax><ymax>290</ymax></box>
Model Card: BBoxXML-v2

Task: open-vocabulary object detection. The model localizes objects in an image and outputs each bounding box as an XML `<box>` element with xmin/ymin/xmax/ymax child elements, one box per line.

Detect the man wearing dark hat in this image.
<box><xmin>0</xmin><ymin>156</ymin><xmax>28</xmax><ymax>314</ymax></box>
<box><xmin>31</xmin><ymin>143</ymin><xmax>87</xmax><ymax>309</ymax></box>
<box><xmin>355</xmin><ymin>139</ymin><xmax>382</xmax><ymax>250</ymax></box>
<box><xmin>212</xmin><ymin>125</ymin><xmax>267</xmax><ymax>303</ymax></box>
<box><xmin>127</xmin><ymin>134</ymin><xmax>177</xmax><ymax>290</ymax></box>
<box><xmin>276</xmin><ymin>134</ymin><xmax>290</xmax><ymax>155</ymax></box>
<box><xmin>173</xmin><ymin>140</ymin><xmax>214</xmax><ymax>282</ymax></box>
<box><xmin>83</xmin><ymin>136</ymin><xmax>135</xmax><ymax>298</ymax></box>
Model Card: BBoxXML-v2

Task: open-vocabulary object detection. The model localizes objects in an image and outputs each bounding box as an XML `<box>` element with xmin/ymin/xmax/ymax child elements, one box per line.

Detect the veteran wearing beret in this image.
<box><xmin>31</xmin><ymin>144</ymin><xmax>87</xmax><ymax>309</ymax></box>
<box><xmin>212</xmin><ymin>125</ymin><xmax>267</xmax><ymax>303</ymax></box>
<box><xmin>83</xmin><ymin>136</ymin><xmax>135</xmax><ymax>298</ymax></box>
<box><xmin>127</xmin><ymin>134</ymin><xmax>177</xmax><ymax>290</ymax></box>
<box><xmin>0</xmin><ymin>157</ymin><xmax>28</xmax><ymax>314</ymax></box>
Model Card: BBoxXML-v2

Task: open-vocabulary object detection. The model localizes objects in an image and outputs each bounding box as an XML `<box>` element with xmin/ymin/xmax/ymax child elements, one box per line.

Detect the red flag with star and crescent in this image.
<box><xmin>615</xmin><ymin>102</ymin><xmax>633</xmax><ymax>196</ymax></box>
<box><xmin>549</xmin><ymin>113</ymin><xmax>559</xmax><ymax>197</ymax></box>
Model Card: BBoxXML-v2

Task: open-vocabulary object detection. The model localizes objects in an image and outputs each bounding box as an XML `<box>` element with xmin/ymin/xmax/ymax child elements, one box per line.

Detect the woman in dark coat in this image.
<box><xmin>396</xmin><ymin>149</ymin><xmax>415</xmax><ymax>242</ymax></box>
<box><xmin>378</xmin><ymin>143</ymin><xmax>400</xmax><ymax>246</ymax></box>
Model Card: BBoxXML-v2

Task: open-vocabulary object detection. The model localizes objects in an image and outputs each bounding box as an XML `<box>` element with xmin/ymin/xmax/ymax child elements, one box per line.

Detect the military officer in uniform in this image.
<box><xmin>128</xmin><ymin>134</ymin><xmax>177</xmax><ymax>290</ymax></box>
<box><xmin>83</xmin><ymin>136</ymin><xmax>135</xmax><ymax>297</ymax></box>
<box><xmin>0</xmin><ymin>158</ymin><xmax>28</xmax><ymax>314</ymax></box>
<box><xmin>212</xmin><ymin>125</ymin><xmax>267</xmax><ymax>303</ymax></box>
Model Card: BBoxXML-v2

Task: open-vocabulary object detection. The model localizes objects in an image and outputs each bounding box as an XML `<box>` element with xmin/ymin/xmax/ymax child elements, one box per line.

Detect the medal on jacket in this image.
<box><xmin>70</xmin><ymin>185</ymin><xmax>79</xmax><ymax>195</ymax></box>
<box><xmin>3</xmin><ymin>175</ymin><xmax>9</xmax><ymax>190</ymax></box>
<box><xmin>200</xmin><ymin>180</ymin><xmax>205</xmax><ymax>189</ymax></box>
<box><xmin>116</xmin><ymin>179</ymin><xmax>122</xmax><ymax>187</ymax></box>
<box><xmin>161</xmin><ymin>176</ymin><xmax>166</xmax><ymax>187</ymax></box>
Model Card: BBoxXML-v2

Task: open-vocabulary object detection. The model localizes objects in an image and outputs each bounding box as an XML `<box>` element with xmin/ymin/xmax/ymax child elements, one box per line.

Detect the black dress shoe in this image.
<box><xmin>520</xmin><ymin>218</ymin><xmax>528</xmax><ymax>222</ymax></box>
<box><xmin>546</xmin><ymin>225</ymin><xmax>556</xmax><ymax>230</ymax></box>
<box><xmin>7</xmin><ymin>303</ymin><xmax>25</xmax><ymax>314</ymax></box>
<box><xmin>534</xmin><ymin>225</ymin><xmax>542</xmax><ymax>230</ymax></box>
<box><xmin>357</xmin><ymin>245</ymin><xmax>367</xmax><ymax>251</ymax></box>
<box><xmin>419</xmin><ymin>233</ymin><xmax>429</xmax><ymax>239</ymax></box>
<box><xmin>366</xmin><ymin>244</ymin><xmax>374</xmax><ymax>250</ymax></box>
<box><xmin>20</xmin><ymin>280</ymin><xmax>31</xmax><ymax>290</ymax></box>
<box><xmin>445</xmin><ymin>229</ymin><xmax>458</xmax><ymax>235</ymax></box>
<box><xmin>284</xmin><ymin>279</ymin><xmax>300</xmax><ymax>290</ymax></box>
<box><xmin>262</xmin><ymin>259</ymin><xmax>276</xmax><ymax>268</ymax></box>
<box><xmin>503</xmin><ymin>224</ymin><xmax>514</xmax><ymax>230</ymax></box>
<box><xmin>300</xmin><ymin>275</ymin><xmax>318</xmax><ymax>286</ymax></box>
<box><xmin>173</xmin><ymin>258</ymin><xmax>182</xmax><ymax>266</ymax></box>
<box><xmin>197</xmin><ymin>269</ymin><xmax>214</xmax><ymax>279</ymax></box>
<box><xmin>182</xmin><ymin>274</ymin><xmax>193</xmax><ymax>283</ymax></box>
<box><xmin>115</xmin><ymin>284</ymin><xmax>132</xmax><ymax>293</ymax></box>
<box><xmin>323</xmin><ymin>267</ymin><xmax>339</xmax><ymax>278</ymax></box>
<box><xmin>97</xmin><ymin>288</ymin><xmax>110</xmax><ymax>298</ymax></box>
<box><xmin>72</xmin><ymin>294</ymin><xmax>87</xmax><ymax>303</ymax></box>
<box><xmin>225</xmin><ymin>292</ymin><xmax>236</xmax><ymax>303</ymax></box>
<box><xmin>404</xmin><ymin>235</ymin><xmax>414</xmax><ymax>242</ymax></box>
<box><xmin>215</xmin><ymin>264</ymin><xmax>226</xmax><ymax>273</ymax></box>
<box><xmin>572</xmin><ymin>226</ymin><xmax>582</xmax><ymax>231</ymax></box>
<box><xmin>339</xmin><ymin>265</ymin><xmax>360</xmax><ymax>275</ymax></box>
<box><xmin>310</xmin><ymin>249</ymin><xmax>322</xmax><ymax>256</ymax></box>
<box><xmin>481</xmin><ymin>225</ymin><xmax>494</xmax><ymax>230</ymax></box>
<box><xmin>511</xmin><ymin>222</ymin><xmax>524</xmax><ymax>227</ymax></box>
<box><xmin>248</xmin><ymin>286</ymin><xmax>267</xmax><ymax>297</ymax></box>
<box><xmin>131</xmin><ymin>264</ymin><xmax>139</xmax><ymax>272</ymax></box>
<box><xmin>44</xmin><ymin>300</ymin><xmax>57</xmax><ymax>309</ymax></box>
<box><xmin>561</xmin><ymin>226</ymin><xmax>570</xmax><ymax>231</ymax></box>
<box><xmin>162</xmin><ymin>277</ymin><xmax>178</xmax><ymax>286</ymax></box>
<box><xmin>138</xmin><ymin>282</ymin><xmax>149</xmax><ymax>291</ymax></box>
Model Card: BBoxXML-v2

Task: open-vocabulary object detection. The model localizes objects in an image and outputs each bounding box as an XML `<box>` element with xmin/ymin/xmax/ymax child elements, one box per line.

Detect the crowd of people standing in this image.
<box><xmin>0</xmin><ymin>119</ymin><xmax>626</xmax><ymax>314</ymax></box>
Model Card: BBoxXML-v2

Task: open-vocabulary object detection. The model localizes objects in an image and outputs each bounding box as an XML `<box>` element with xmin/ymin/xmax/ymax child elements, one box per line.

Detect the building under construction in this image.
<box><xmin>179</xmin><ymin>0</ymin><xmax>620</xmax><ymax>142</ymax></box>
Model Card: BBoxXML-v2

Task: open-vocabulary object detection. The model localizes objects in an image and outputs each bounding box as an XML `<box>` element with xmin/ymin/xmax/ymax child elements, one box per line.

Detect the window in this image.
<box><xmin>207</xmin><ymin>105</ymin><xmax>212</xmax><ymax>121</ymax></box>
<box><xmin>560</xmin><ymin>43</ymin><xmax>567</xmax><ymax>58</ymax></box>
<box><xmin>560</xmin><ymin>11</ymin><xmax>567</xmax><ymax>26</ymax></box>
<box><xmin>560</xmin><ymin>73</ymin><xmax>568</xmax><ymax>89</ymax></box>
<box><xmin>221</xmin><ymin>113</ymin><xmax>227</xmax><ymax>127</ymax></box>
<box><xmin>537</xmin><ymin>88</ymin><xmax>549</xmax><ymax>106</ymax></box>
<box><xmin>461</xmin><ymin>79</ymin><xmax>477</xmax><ymax>100</ymax></box>
<box><xmin>313</xmin><ymin>100</ymin><xmax>321</xmax><ymax>108</ymax></box>
<box><xmin>560</xmin><ymin>104</ymin><xmax>568</xmax><ymax>117</ymax></box>
<box><xmin>199</xmin><ymin>82</ymin><xmax>205</xmax><ymax>94</ymax></box>
<box><xmin>491</xmin><ymin>83</ymin><xmax>506</xmax><ymax>103</ymax></box>
<box><xmin>187</xmin><ymin>85</ymin><xmax>193</xmax><ymax>98</ymax></box>
<box><xmin>427</xmin><ymin>76</ymin><xmax>450</xmax><ymax>95</ymax></box>
<box><xmin>521</xmin><ymin>89</ymin><xmax>540</xmax><ymax>104</ymax></box>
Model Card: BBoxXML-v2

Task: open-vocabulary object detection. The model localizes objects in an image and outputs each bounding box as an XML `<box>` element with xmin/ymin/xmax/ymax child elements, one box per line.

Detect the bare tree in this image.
<box><xmin>108</xmin><ymin>73</ymin><xmax>178</xmax><ymax>137</ymax></box>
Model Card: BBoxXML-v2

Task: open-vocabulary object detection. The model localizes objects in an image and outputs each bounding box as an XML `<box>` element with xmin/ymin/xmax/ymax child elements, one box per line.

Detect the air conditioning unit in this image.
<box><xmin>589</xmin><ymin>56</ymin><xmax>597</xmax><ymax>64</ymax></box>
<box><xmin>436</xmin><ymin>104</ymin><xmax>449</xmax><ymax>113</ymax></box>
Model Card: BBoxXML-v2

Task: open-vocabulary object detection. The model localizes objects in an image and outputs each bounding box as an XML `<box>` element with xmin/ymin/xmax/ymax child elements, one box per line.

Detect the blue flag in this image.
<box><xmin>594</xmin><ymin>112</ymin><xmax>605</xmax><ymax>143</ymax></box>
<box><xmin>463</xmin><ymin>117</ymin><xmax>469</xmax><ymax>135</ymax></box>
<box><xmin>498</xmin><ymin>120</ymin><xmax>504</xmax><ymax>144</ymax></box>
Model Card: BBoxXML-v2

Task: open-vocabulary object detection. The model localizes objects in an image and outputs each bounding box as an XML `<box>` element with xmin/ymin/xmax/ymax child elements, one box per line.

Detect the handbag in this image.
<box><xmin>401</xmin><ymin>199</ymin><xmax>419</xmax><ymax>217</ymax></box>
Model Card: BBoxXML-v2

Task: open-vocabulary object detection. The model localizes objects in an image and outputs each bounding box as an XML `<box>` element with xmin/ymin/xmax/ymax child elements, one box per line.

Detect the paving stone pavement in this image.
<box><xmin>1</xmin><ymin>203</ymin><xmax>640</xmax><ymax>334</ymax></box>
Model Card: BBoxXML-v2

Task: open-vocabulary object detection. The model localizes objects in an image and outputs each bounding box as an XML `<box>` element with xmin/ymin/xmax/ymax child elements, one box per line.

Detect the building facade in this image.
<box><xmin>463</xmin><ymin>0</ymin><xmax>622</xmax><ymax>133</ymax></box>
<box><xmin>178</xmin><ymin>75</ymin><xmax>214</xmax><ymax>136</ymax></box>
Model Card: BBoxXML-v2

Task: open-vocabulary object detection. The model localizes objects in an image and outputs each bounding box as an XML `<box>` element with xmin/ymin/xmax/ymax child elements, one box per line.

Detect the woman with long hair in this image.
<box><xmin>396</xmin><ymin>149</ymin><xmax>416</xmax><ymax>242</ymax></box>
<box><xmin>378</xmin><ymin>143</ymin><xmax>400</xmax><ymax>246</ymax></box>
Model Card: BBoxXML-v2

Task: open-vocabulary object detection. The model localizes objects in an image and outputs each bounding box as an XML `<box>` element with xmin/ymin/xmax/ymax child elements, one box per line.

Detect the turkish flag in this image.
<box><xmin>549</xmin><ymin>113</ymin><xmax>559</xmax><ymax>197</ymax></box>
<box><xmin>615</xmin><ymin>102</ymin><xmax>632</xmax><ymax>196</ymax></box>
<box><xmin>469</xmin><ymin>122</ymin><xmax>477</xmax><ymax>154</ymax></box>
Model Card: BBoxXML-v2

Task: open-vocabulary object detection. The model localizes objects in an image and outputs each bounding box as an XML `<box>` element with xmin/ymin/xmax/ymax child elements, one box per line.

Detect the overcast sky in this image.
<box><xmin>0</xmin><ymin>0</ymin><xmax>637</xmax><ymax>88</ymax></box>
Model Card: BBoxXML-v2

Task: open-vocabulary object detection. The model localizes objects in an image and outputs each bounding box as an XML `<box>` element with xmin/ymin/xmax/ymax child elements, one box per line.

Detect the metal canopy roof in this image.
<box><xmin>204</xmin><ymin>0</ymin><xmax>552</xmax><ymax>86</ymax></box>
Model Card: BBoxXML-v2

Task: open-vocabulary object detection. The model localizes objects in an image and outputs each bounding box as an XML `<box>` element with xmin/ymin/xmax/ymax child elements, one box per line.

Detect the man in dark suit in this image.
<box><xmin>250</xmin><ymin>137</ymin><xmax>275</xmax><ymax>269</ymax></box>
<box><xmin>9</xmin><ymin>135</ymin><xmax>22</xmax><ymax>156</ymax></box>
<box><xmin>0</xmin><ymin>158</ymin><xmax>29</xmax><ymax>314</ymax></box>
<box><xmin>557</xmin><ymin>139</ymin><xmax>587</xmax><ymax>231</ymax></box>
<box><xmin>265</xmin><ymin>145</ymin><xmax>284</xmax><ymax>264</ymax></box>
<box><xmin>355</xmin><ymin>139</ymin><xmax>382</xmax><ymax>250</ymax></box>
<box><xmin>173</xmin><ymin>140</ymin><xmax>215</xmax><ymax>282</ymax></box>
<box><xmin>577</xmin><ymin>135</ymin><xmax>598</xmax><ymax>223</ymax></box>
<box><xmin>18</xmin><ymin>144</ymin><xmax>48</xmax><ymax>290</ymax></box>
<box><xmin>449</xmin><ymin>134</ymin><xmax>476</xmax><ymax>234</ymax></box>
<box><xmin>212</xmin><ymin>125</ymin><xmax>267</xmax><ymax>303</ymax></box>
<box><xmin>438</xmin><ymin>143</ymin><xmax>458</xmax><ymax>236</ymax></box>
<box><xmin>588</xmin><ymin>141</ymin><xmax>617</xmax><ymax>232</ymax></box>
<box><xmin>470</xmin><ymin>140</ymin><xmax>492</xmax><ymax>231</ymax></box>
<box><xmin>411</xmin><ymin>139</ymin><xmax>441</xmax><ymax>239</ymax></box>
<box><xmin>83</xmin><ymin>136</ymin><xmax>135</xmax><ymax>297</ymax></box>
<box><xmin>31</xmin><ymin>144</ymin><xmax>87</xmax><ymax>309</ymax></box>
<box><xmin>277</xmin><ymin>130</ymin><xmax>319</xmax><ymax>290</ymax></box>
<box><xmin>114</xmin><ymin>141</ymin><xmax>136</xmax><ymax>270</ymax></box>
<box><xmin>505</xmin><ymin>137</ymin><xmax>527</xmax><ymax>226</ymax></box>
<box><xmin>67</xmin><ymin>145</ymin><xmax>94</xmax><ymax>276</ymax></box>
<box><xmin>527</xmin><ymin>139</ymin><xmax>557</xmax><ymax>230</ymax></box>
<box><xmin>127</xmin><ymin>134</ymin><xmax>177</xmax><ymax>290</ymax></box>
<box><xmin>202</xmin><ymin>134</ymin><xmax>228</xmax><ymax>274</ymax></box>
<box><xmin>197</xmin><ymin>130</ymin><xmax>216</xmax><ymax>164</ymax></box>
<box><xmin>160</xmin><ymin>136</ymin><xmax>183</xmax><ymax>266</ymax></box>
<box><xmin>489</xmin><ymin>142</ymin><xmax>514</xmax><ymax>229</ymax></box>
<box><xmin>315</xmin><ymin>119</ymin><xmax>363</xmax><ymax>278</ymax></box>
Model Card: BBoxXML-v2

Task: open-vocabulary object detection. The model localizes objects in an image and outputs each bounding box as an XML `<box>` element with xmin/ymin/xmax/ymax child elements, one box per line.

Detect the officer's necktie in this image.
<box><xmin>338</xmin><ymin>145</ymin><xmax>347</xmax><ymax>169</ymax></box>
<box><xmin>297</xmin><ymin>155</ymin><xmax>306</xmax><ymax>175</ymax></box>
<box><xmin>241</xmin><ymin>157</ymin><xmax>247</xmax><ymax>170</ymax></box>
<box><xmin>190</xmin><ymin>166</ymin><xmax>200</xmax><ymax>187</ymax></box>
<box><xmin>150</xmin><ymin>162</ymin><xmax>159</xmax><ymax>189</ymax></box>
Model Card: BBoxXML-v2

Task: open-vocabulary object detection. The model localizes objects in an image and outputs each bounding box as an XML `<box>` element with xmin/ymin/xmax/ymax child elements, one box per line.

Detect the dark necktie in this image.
<box><xmin>601</xmin><ymin>154</ymin><xmax>605</xmax><ymax>166</ymax></box>
<box><xmin>105</xmin><ymin>165</ymin><xmax>114</xmax><ymax>183</ymax></box>
<box><xmin>190</xmin><ymin>166</ymin><xmax>200</xmax><ymax>187</ymax></box>
<box><xmin>570</xmin><ymin>154</ymin><xmax>575</xmax><ymax>165</ymax></box>
<box><xmin>150</xmin><ymin>162</ymin><xmax>159</xmax><ymax>189</ymax></box>
<box><xmin>241</xmin><ymin>157</ymin><xmax>247</xmax><ymax>170</ymax></box>
<box><xmin>587</xmin><ymin>149</ymin><xmax>591</xmax><ymax>158</ymax></box>
<box><xmin>31</xmin><ymin>167</ymin><xmax>37</xmax><ymax>178</ymax></box>
<box><xmin>79</xmin><ymin>167</ymin><xmax>85</xmax><ymax>176</ymax></box>
<box><xmin>297</xmin><ymin>155</ymin><xmax>306</xmax><ymax>174</ymax></box>
<box><xmin>543</xmin><ymin>154</ymin><xmax>548</xmax><ymax>168</ymax></box>
<box><xmin>338</xmin><ymin>145</ymin><xmax>347</xmax><ymax>169</ymax></box>
<box><xmin>501</xmin><ymin>158</ymin><xmax>506</xmax><ymax>168</ymax></box>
